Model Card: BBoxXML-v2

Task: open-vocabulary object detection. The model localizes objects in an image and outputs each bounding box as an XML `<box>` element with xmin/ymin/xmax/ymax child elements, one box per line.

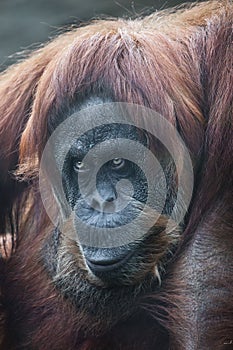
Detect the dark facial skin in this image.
<box><xmin>62</xmin><ymin>123</ymin><xmax>150</xmax><ymax>278</ymax></box>
<box><xmin>43</xmin><ymin>97</ymin><xmax>180</xmax><ymax>335</ymax></box>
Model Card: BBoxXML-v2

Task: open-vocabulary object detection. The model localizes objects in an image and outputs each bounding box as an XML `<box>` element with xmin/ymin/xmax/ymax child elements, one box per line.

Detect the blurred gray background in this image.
<box><xmin>0</xmin><ymin>0</ymin><xmax>195</xmax><ymax>69</ymax></box>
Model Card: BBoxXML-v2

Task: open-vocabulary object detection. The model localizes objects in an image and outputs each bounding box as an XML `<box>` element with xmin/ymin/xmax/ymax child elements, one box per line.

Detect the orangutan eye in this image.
<box><xmin>73</xmin><ymin>160</ymin><xmax>87</xmax><ymax>173</ymax></box>
<box><xmin>111</xmin><ymin>158</ymin><xmax>125</xmax><ymax>169</ymax></box>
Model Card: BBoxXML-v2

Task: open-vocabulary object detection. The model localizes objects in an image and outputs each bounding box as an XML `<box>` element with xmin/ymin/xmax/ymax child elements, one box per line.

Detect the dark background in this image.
<box><xmin>0</xmin><ymin>0</ymin><xmax>196</xmax><ymax>68</ymax></box>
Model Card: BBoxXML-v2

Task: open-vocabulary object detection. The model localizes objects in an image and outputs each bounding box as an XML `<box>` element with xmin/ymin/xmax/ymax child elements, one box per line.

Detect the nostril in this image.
<box><xmin>105</xmin><ymin>195</ymin><xmax>115</xmax><ymax>202</ymax></box>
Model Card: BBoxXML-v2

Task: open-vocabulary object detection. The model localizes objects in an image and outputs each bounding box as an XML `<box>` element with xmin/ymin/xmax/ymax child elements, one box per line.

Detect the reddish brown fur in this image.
<box><xmin>0</xmin><ymin>1</ymin><xmax>232</xmax><ymax>349</ymax></box>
